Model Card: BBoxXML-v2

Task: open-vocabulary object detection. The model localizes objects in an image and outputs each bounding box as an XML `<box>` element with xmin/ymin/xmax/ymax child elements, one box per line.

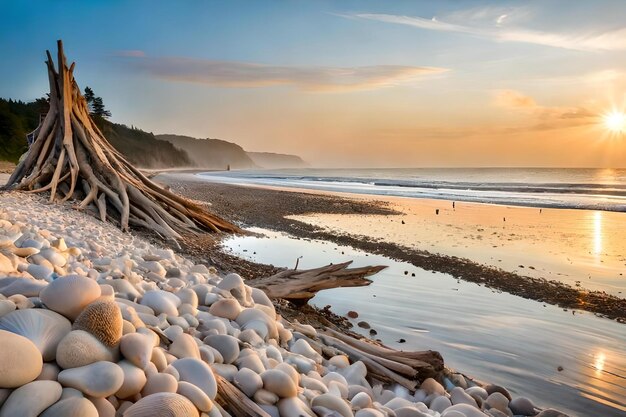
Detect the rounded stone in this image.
<box><xmin>204</xmin><ymin>334</ymin><xmax>239</xmax><ymax>364</ymax></box>
<box><xmin>509</xmin><ymin>397</ymin><xmax>537</xmax><ymax>416</ymax></box>
<box><xmin>261</xmin><ymin>369</ymin><xmax>298</xmax><ymax>398</ymax></box>
<box><xmin>57</xmin><ymin>361</ymin><xmax>124</xmax><ymax>397</ymax></box>
<box><xmin>55</xmin><ymin>330</ymin><xmax>116</xmax><ymax>369</ymax></box>
<box><xmin>39</xmin><ymin>275</ymin><xmax>101</xmax><ymax>320</ymax></box>
<box><xmin>171</xmin><ymin>357</ymin><xmax>217</xmax><ymax>400</ymax></box>
<box><xmin>0</xmin><ymin>329</ymin><xmax>43</xmax><ymax>388</ymax></box>
<box><xmin>39</xmin><ymin>397</ymin><xmax>99</xmax><ymax>417</ymax></box>
<box><xmin>0</xmin><ymin>380</ymin><xmax>62</xmax><ymax>417</ymax></box>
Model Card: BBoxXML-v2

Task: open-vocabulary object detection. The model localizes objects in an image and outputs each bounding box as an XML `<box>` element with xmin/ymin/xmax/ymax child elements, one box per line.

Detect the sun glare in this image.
<box><xmin>603</xmin><ymin>111</ymin><xmax>626</xmax><ymax>133</ymax></box>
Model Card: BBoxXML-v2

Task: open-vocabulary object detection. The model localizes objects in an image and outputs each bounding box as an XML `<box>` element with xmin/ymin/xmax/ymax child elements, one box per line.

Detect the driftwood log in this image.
<box><xmin>214</xmin><ymin>373</ymin><xmax>271</xmax><ymax>417</ymax></box>
<box><xmin>251</xmin><ymin>261</ymin><xmax>386</xmax><ymax>305</ymax></box>
<box><xmin>2</xmin><ymin>40</ymin><xmax>240</xmax><ymax>239</ymax></box>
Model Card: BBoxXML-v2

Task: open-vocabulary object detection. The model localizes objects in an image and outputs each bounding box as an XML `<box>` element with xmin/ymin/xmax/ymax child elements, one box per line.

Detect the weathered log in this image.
<box><xmin>2</xmin><ymin>40</ymin><xmax>241</xmax><ymax>240</ymax></box>
<box><xmin>250</xmin><ymin>261</ymin><xmax>386</xmax><ymax>305</ymax></box>
<box><xmin>214</xmin><ymin>373</ymin><xmax>271</xmax><ymax>417</ymax></box>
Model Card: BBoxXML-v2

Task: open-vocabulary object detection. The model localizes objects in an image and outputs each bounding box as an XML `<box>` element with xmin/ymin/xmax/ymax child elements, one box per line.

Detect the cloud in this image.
<box><xmin>347</xmin><ymin>12</ymin><xmax>626</xmax><ymax>51</ymax></box>
<box><xmin>117</xmin><ymin>53</ymin><xmax>448</xmax><ymax>92</ymax></box>
<box><xmin>493</xmin><ymin>89</ymin><xmax>596</xmax><ymax>131</ymax></box>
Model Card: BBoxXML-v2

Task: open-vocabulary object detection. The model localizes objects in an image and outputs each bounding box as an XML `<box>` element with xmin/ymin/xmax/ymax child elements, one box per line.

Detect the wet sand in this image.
<box><xmin>158</xmin><ymin>173</ymin><xmax>626</xmax><ymax>322</ymax></box>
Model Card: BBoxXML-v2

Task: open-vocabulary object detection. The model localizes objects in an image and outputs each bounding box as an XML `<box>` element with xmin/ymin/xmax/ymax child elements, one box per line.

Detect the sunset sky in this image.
<box><xmin>2</xmin><ymin>0</ymin><xmax>626</xmax><ymax>167</ymax></box>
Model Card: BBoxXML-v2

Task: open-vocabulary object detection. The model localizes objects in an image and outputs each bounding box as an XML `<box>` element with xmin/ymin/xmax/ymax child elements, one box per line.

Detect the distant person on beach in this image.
<box><xmin>453</xmin><ymin>201</ymin><xmax>455</xmax><ymax>209</ymax></box>
<box><xmin>436</xmin><ymin>209</ymin><xmax>439</xmax><ymax>215</ymax></box>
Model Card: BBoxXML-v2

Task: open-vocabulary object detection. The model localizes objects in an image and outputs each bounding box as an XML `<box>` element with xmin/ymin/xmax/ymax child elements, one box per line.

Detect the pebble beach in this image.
<box><xmin>0</xmin><ymin>186</ymin><xmax>575</xmax><ymax>417</ymax></box>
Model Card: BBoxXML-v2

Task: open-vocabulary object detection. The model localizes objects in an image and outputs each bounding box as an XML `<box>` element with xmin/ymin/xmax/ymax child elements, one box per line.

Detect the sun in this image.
<box><xmin>603</xmin><ymin>111</ymin><xmax>626</xmax><ymax>133</ymax></box>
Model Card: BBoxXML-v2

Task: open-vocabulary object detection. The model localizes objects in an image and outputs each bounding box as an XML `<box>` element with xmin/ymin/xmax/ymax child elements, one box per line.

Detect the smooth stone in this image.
<box><xmin>311</xmin><ymin>393</ymin><xmax>353</xmax><ymax>417</ymax></box>
<box><xmin>233</xmin><ymin>368</ymin><xmax>262</xmax><ymax>398</ymax></box>
<box><xmin>73</xmin><ymin>299</ymin><xmax>123</xmax><ymax>347</ymax></box>
<box><xmin>55</xmin><ymin>330</ymin><xmax>116</xmax><ymax>369</ymax></box>
<box><xmin>254</xmin><ymin>389</ymin><xmax>280</xmax><ymax>405</ymax></box>
<box><xmin>351</xmin><ymin>392</ymin><xmax>373</xmax><ymax>410</ymax></box>
<box><xmin>536</xmin><ymin>409</ymin><xmax>570</xmax><ymax>417</ymax></box>
<box><xmin>169</xmin><ymin>333</ymin><xmax>200</xmax><ymax>359</ymax></box>
<box><xmin>208</xmin><ymin>299</ymin><xmax>241</xmax><ymax>320</ymax></box>
<box><xmin>177</xmin><ymin>381</ymin><xmax>213</xmax><ymax>412</ymax></box>
<box><xmin>0</xmin><ymin>300</ymin><xmax>15</xmax><ymax>317</ymax></box>
<box><xmin>212</xmin><ymin>363</ymin><xmax>239</xmax><ymax>381</ymax></box>
<box><xmin>328</xmin><ymin>355</ymin><xmax>350</xmax><ymax>369</ymax></box>
<box><xmin>123</xmin><ymin>392</ymin><xmax>199</xmax><ymax>417</ymax></box>
<box><xmin>115</xmin><ymin>360</ymin><xmax>147</xmax><ymax>399</ymax></box>
<box><xmin>509</xmin><ymin>397</ymin><xmax>538</xmax><ymax>416</ymax></box>
<box><xmin>0</xmin><ymin>380</ymin><xmax>62</xmax><ymax>417</ymax></box>
<box><xmin>451</xmin><ymin>386</ymin><xmax>478</xmax><ymax>407</ymax></box>
<box><xmin>89</xmin><ymin>397</ymin><xmax>117</xmax><ymax>417</ymax></box>
<box><xmin>290</xmin><ymin>339</ymin><xmax>321</xmax><ymax>362</ymax></box>
<box><xmin>277</xmin><ymin>397</ymin><xmax>315</xmax><ymax>417</ymax></box>
<box><xmin>466</xmin><ymin>386</ymin><xmax>489</xmax><ymax>401</ymax></box>
<box><xmin>355</xmin><ymin>409</ymin><xmax>385</xmax><ymax>417</ymax></box>
<box><xmin>485</xmin><ymin>392</ymin><xmax>510</xmax><ymax>413</ymax></box>
<box><xmin>483</xmin><ymin>384</ymin><xmax>512</xmax><ymax>401</ymax></box>
<box><xmin>0</xmin><ymin>329</ymin><xmax>43</xmax><ymax>388</ymax></box>
<box><xmin>204</xmin><ymin>334</ymin><xmax>239</xmax><ymax>364</ymax></box>
<box><xmin>394</xmin><ymin>406</ymin><xmax>431</xmax><ymax>417</ymax></box>
<box><xmin>430</xmin><ymin>395</ymin><xmax>452</xmax><ymax>413</ymax></box>
<box><xmin>58</xmin><ymin>361</ymin><xmax>124</xmax><ymax>397</ymax></box>
<box><xmin>420</xmin><ymin>378</ymin><xmax>445</xmax><ymax>396</ymax></box>
<box><xmin>261</xmin><ymin>369</ymin><xmax>298</xmax><ymax>398</ymax></box>
<box><xmin>140</xmin><ymin>290</ymin><xmax>180</xmax><ymax>317</ymax></box>
<box><xmin>171</xmin><ymin>357</ymin><xmax>218</xmax><ymax>400</ymax></box>
<box><xmin>39</xmin><ymin>275</ymin><xmax>101</xmax><ymax>320</ymax></box>
<box><xmin>40</xmin><ymin>397</ymin><xmax>99</xmax><ymax>417</ymax></box>
<box><xmin>36</xmin><ymin>362</ymin><xmax>61</xmax><ymax>381</ymax></box>
<box><xmin>0</xmin><ymin>308</ymin><xmax>71</xmax><ymax>361</ymax></box>
<box><xmin>121</xmin><ymin>333</ymin><xmax>154</xmax><ymax>369</ymax></box>
<box><xmin>442</xmin><ymin>404</ymin><xmax>489</xmax><ymax>417</ymax></box>
<box><xmin>142</xmin><ymin>372</ymin><xmax>178</xmax><ymax>396</ymax></box>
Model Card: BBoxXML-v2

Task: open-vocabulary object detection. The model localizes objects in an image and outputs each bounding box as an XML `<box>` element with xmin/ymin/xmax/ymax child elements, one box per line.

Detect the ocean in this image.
<box><xmin>198</xmin><ymin>168</ymin><xmax>626</xmax><ymax>211</ymax></box>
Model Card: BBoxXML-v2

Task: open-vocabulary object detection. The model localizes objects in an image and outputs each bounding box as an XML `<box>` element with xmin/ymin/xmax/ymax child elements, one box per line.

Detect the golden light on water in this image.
<box><xmin>603</xmin><ymin>111</ymin><xmax>626</xmax><ymax>133</ymax></box>
<box><xmin>594</xmin><ymin>352</ymin><xmax>606</xmax><ymax>373</ymax></box>
<box><xmin>593</xmin><ymin>211</ymin><xmax>603</xmax><ymax>255</ymax></box>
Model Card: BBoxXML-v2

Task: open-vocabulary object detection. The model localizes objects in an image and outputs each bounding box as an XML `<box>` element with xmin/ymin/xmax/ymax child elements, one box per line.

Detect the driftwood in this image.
<box><xmin>251</xmin><ymin>261</ymin><xmax>386</xmax><ymax>305</ymax></box>
<box><xmin>214</xmin><ymin>373</ymin><xmax>271</xmax><ymax>417</ymax></box>
<box><xmin>318</xmin><ymin>329</ymin><xmax>444</xmax><ymax>390</ymax></box>
<box><xmin>2</xmin><ymin>40</ymin><xmax>240</xmax><ymax>239</ymax></box>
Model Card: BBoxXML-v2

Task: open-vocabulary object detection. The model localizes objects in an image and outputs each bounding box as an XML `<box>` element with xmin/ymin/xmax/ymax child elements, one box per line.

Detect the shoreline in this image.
<box><xmin>158</xmin><ymin>173</ymin><xmax>626</xmax><ymax>323</ymax></box>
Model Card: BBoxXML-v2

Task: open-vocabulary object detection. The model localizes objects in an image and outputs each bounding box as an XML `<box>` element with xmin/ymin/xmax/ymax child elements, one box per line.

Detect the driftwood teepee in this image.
<box><xmin>3</xmin><ymin>40</ymin><xmax>240</xmax><ymax>239</ymax></box>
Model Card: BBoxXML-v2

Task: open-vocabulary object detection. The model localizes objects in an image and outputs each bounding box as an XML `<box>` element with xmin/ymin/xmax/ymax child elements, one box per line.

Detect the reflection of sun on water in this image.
<box><xmin>593</xmin><ymin>211</ymin><xmax>603</xmax><ymax>256</ymax></box>
<box><xmin>594</xmin><ymin>352</ymin><xmax>606</xmax><ymax>373</ymax></box>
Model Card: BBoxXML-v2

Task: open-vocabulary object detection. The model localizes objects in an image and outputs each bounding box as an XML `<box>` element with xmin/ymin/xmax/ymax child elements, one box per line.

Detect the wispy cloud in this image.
<box><xmin>117</xmin><ymin>52</ymin><xmax>448</xmax><ymax>92</ymax></box>
<box><xmin>347</xmin><ymin>12</ymin><xmax>626</xmax><ymax>51</ymax></box>
<box><xmin>493</xmin><ymin>89</ymin><xmax>596</xmax><ymax>131</ymax></box>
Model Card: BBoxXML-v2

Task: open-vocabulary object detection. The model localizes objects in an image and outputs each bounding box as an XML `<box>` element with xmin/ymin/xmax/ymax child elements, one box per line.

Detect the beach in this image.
<box><xmin>157</xmin><ymin>172</ymin><xmax>626</xmax><ymax>416</ymax></box>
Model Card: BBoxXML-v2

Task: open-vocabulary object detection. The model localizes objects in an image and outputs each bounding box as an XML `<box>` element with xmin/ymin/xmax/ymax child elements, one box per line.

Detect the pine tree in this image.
<box><xmin>91</xmin><ymin>96</ymin><xmax>111</xmax><ymax>118</ymax></box>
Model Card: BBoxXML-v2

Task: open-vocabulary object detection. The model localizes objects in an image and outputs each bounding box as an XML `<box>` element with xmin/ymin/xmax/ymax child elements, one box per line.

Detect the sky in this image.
<box><xmin>1</xmin><ymin>0</ymin><xmax>626</xmax><ymax>167</ymax></box>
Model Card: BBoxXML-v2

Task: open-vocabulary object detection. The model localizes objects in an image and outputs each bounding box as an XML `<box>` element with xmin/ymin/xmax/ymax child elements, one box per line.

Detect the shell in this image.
<box><xmin>122</xmin><ymin>392</ymin><xmax>199</xmax><ymax>417</ymax></box>
<box><xmin>169</xmin><ymin>333</ymin><xmax>200</xmax><ymax>359</ymax></box>
<box><xmin>115</xmin><ymin>360</ymin><xmax>147</xmax><ymax>399</ymax></box>
<box><xmin>73</xmin><ymin>299</ymin><xmax>123</xmax><ymax>347</ymax></box>
<box><xmin>140</xmin><ymin>290</ymin><xmax>180</xmax><ymax>317</ymax></box>
<box><xmin>203</xmin><ymin>334</ymin><xmax>239</xmax><ymax>364</ymax></box>
<box><xmin>0</xmin><ymin>380</ymin><xmax>62</xmax><ymax>417</ymax></box>
<box><xmin>120</xmin><ymin>332</ymin><xmax>154</xmax><ymax>369</ymax></box>
<box><xmin>55</xmin><ymin>330</ymin><xmax>116</xmax><ymax>369</ymax></box>
<box><xmin>57</xmin><ymin>361</ymin><xmax>124</xmax><ymax>397</ymax></box>
<box><xmin>171</xmin><ymin>357</ymin><xmax>217</xmax><ymax>400</ymax></box>
<box><xmin>0</xmin><ymin>308</ymin><xmax>71</xmax><ymax>361</ymax></box>
<box><xmin>40</xmin><ymin>275</ymin><xmax>101</xmax><ymax>320</ymax></box>
<box><xmin>0</xmin><ymin>329</ymin><xmax>43</xmax><ymax>388</ymax></box>
<box><xmin>39</xmin><ymin>397</ymin><xmax>99</xmax><ymax>417</ymax></box>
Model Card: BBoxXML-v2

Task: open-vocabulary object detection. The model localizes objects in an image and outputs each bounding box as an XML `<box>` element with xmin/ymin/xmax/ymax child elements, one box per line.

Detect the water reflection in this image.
<box><xmin>593</xmin><ymin>211</ymin><xmax>603</xmax><ymax>256</ymax></box>
<box><xmin>595</xmin><ymin>351</ymin><xmax>606</xmax><ymax>374</ymax></box>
